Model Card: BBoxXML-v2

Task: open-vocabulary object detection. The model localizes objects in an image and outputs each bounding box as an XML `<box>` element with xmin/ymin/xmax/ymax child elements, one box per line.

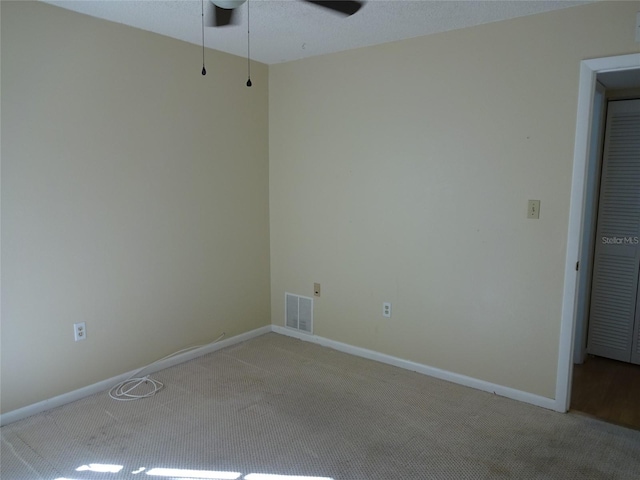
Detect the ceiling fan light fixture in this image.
<box><xmin>211</xmin><ymin>0</ymin><xmax>246</xmax><ymax>9</ymax></box>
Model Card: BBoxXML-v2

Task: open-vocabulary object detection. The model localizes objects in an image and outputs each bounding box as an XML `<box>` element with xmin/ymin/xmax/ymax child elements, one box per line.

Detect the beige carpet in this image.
<box><xmin>2</xmin><ymin>332</ymin><xmax>640</xmax><ymax>479</ymax></box>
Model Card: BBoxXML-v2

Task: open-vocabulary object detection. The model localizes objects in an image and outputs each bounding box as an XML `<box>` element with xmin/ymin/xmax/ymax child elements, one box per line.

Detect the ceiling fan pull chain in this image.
<box><xmin>201</xmin><ymin>0</ymin><xmax>207</xmax><ymax>75</ymax></box>
<box><xmin>246</xmin><ymin>0</ymin><xmax>252</xmax><ymax>87</ymax></box>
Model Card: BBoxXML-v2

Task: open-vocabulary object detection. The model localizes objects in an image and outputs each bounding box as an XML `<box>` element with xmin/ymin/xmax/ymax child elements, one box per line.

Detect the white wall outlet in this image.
<box><xmin>314</xmin><ymin>282</ymin><xmax>321</xmax><ymax>297</ymax></box>
<box><xmin>74</xmin><ymin>322</ymin><xmax>87</xmax><ymax>341</ymax></box>
<box><xmin>527</xmin><ymin>200</ymin><xmax>540</xmax><ymax>219</ymax></box>
<box><xmin>383</xmin><ymin>302</ymin><xmax>392</xmax><ymax>318</ymax></box>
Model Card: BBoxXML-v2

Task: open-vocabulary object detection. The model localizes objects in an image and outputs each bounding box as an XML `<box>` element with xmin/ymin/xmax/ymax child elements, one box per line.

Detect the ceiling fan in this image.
<box><xmin>208</xmin><ymin>0</ymin><xmax>364</xmax><ymax>27</ymax></box>
<box><xmin>199</xmin><ymin>0</ymin><xmax>364</xmax><ymax>84</ymax></box>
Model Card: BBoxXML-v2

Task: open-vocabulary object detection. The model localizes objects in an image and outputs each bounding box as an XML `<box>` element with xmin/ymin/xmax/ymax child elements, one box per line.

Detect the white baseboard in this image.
<box><xmin>271</xmin><ymin>325</ymin><xmax>557</xmax><ymax>411</ymax></box>
<box><xmin>0</xmin><ymin>325</ymin><xmax>272</xmax><ymax>427</ymax></box>
<box><xmin>2</xmin><ymin>323</ymin><xmax>557</xmax><ymax>427</ymax></box>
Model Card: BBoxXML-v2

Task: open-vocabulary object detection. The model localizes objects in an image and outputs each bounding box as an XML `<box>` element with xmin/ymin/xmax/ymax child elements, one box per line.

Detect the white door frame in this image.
<box><xmin>556</xmin><ymin>53</ymin><xmax>640</xmax><ymax>412</ymax></box>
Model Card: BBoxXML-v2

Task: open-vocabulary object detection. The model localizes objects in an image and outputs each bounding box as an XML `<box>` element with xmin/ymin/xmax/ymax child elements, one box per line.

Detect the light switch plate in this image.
<box><xmin>528</xmin><ymin>200</ymin><xmax>540</xmax><ymax>219</ymax></box>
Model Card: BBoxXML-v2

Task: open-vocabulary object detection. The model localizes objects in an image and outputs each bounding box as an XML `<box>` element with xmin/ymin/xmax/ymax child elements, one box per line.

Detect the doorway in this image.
<box><xmin>562</xmin><ymin>56</ymin><xmax>640</xmax><ymax>427</ymax></box>
<box><xmin>573</xmin><ymin>91</ymin><xmax>640</xmax><ymax>429</ymax></box>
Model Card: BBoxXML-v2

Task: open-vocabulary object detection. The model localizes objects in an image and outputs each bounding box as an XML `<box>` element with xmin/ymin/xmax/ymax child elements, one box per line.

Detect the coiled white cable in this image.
<box><xmin>108</xmin><ymin>332</ymin><xmax>226</xmax><ymax>401</ymax></box>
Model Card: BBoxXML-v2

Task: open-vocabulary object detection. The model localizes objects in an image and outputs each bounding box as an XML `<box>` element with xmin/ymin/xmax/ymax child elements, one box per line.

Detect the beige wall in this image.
<box><xmin>269</xmin><ymin>1</ymin><xmax>640</xmax><ymax>399</ymax></box>
<box><xmin>1</xmin><ymin>1</ymin><xmax>270</xmax><ymax>413</ymax></box>
<box><xmin>3</xmin><ymin>0</ymin><xmax>639</xmax><ymax>415</ymax></box>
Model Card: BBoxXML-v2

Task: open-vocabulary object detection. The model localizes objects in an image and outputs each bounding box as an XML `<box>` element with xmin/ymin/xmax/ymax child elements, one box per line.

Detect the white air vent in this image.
<box><xmin>285</xmin><ymin>293</ymin><xmax>313</xmax><ymax>334</ymax></box>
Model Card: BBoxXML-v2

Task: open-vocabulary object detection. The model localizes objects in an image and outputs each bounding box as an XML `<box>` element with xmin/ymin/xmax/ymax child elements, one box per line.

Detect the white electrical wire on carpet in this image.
<box><xmin>108</xmin><ymin>332</ymin><xmax>226</xmax><ymax>401</ymax></box>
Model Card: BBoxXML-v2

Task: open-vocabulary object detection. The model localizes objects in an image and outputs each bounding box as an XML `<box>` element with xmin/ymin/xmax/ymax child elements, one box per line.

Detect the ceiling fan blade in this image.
<box><xmin>213</xmin><ymin>4</ymin><xmax>237</xmax><ymax>27</ymax></box>
<box><xmin>302</xmin><ymin>1</ymin><xmax>364</xmax><ymax>16</ymax></box>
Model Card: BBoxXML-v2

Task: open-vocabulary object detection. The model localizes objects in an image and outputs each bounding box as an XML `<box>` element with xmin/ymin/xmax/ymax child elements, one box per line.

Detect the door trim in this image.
<box><xmin>556</xmin><ymin>53</ymin><xmax>640</xmax><ymax>413</ymax></box>
<box><xmin>573</xmin><ymin>80</ymin><xmax>605</xmax><ymax>365</ymax></box>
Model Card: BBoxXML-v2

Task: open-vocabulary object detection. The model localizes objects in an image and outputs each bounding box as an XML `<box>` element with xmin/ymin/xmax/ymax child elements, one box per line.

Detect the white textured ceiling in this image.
<box><xmin>42</xmin><ymin>0</ymin><xmax>592</xmax><ymax>64</ymax></box>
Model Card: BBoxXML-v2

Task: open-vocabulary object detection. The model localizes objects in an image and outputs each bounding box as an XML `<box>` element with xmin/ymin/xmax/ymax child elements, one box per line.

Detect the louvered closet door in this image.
<box><xmin>587</xmin><ymin>99</ymin><xmax>640</xmax><ymax>364</ymax></box>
